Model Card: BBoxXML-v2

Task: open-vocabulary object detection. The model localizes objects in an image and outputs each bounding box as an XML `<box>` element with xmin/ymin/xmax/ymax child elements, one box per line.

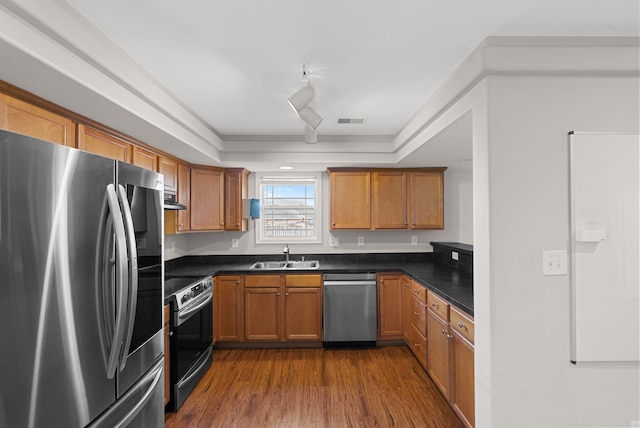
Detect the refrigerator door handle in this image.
<box><xmin>105</xmin><ymin>184</ymin><xmax>130</xmax><ymax>379</ymax></box>
<box><xmin>117</xmin><ymin>184</ymin><xmax>139</xmax><ymax>371</ymax></box>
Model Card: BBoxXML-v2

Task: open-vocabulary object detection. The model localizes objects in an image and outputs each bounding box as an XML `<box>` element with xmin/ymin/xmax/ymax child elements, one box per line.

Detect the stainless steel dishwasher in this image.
<box><xmin>323</xmin><ymin>272</ymin><xmax>377</xmax><ymax>347</ymax></box>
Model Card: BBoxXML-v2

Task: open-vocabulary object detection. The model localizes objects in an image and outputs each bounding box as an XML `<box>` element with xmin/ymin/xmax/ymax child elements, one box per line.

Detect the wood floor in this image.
<box><xmin>164</xmin><ymin>345</ymin><xmax>464</xmax><ymax>428</ymax></box>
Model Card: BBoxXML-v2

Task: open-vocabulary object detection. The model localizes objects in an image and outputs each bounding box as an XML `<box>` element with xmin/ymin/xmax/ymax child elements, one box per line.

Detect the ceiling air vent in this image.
<box><xmin>337</xmin><ymin>118</ymin><xmax>367</xmax><ymax>124</ymax></box>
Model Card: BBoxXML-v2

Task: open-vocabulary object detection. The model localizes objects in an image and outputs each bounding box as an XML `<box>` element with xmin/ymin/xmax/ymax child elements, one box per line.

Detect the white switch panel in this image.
<box><xmin>330</xmin><ymin>236</ymin><xmax>339</xmax><ymax>247</ymax></box>
<box><xmin>543</xmin><ymin>250</ymin><xmax>568</xmax><ymax>276</ymax></box>
<box><xmin>232</xmin><ymin>239</ymin><xmax>239</xmax><ymax>248</ymax></box>
<box><xmin>411</xmin><ymin>236</ymin><xmax>418</xmax><ymax>245</ymax></box>
<box><xmin>357</xmin><ymin>236</ymin><xmax>364</xmax><ymax>245</ymax></box>
<box><xmin>451</xmin><ymin>251</ymin><xmax>459</xmax><ymax>261</ymax></box>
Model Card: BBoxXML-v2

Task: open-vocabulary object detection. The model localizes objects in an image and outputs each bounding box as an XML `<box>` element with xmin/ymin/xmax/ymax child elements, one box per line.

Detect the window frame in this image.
<box><xmin>254</xmin><ymin>172</ymin><xmax>323</xmax><ymax>245</ymax></box>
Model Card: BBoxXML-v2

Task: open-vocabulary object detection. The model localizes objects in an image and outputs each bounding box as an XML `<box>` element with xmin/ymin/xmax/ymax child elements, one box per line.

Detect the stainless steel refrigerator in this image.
<box><xmin>0</xmin><ymin>129</ymin><xmax>165</xmax><ymax>428</ymax></box>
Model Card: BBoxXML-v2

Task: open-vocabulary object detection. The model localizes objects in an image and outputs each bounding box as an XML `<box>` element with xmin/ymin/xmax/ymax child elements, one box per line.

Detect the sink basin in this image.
<box><xmin>249</xmin><ymin>260</ymin><xmax>320</xmax><ymax>270</ymax></box>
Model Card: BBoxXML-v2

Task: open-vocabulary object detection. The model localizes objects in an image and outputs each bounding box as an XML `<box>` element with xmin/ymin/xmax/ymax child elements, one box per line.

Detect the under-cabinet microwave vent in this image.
<box><xmin>337</xmin><ymin>117</ymin><xmax>367</xmax><ymax>124</ymax></box>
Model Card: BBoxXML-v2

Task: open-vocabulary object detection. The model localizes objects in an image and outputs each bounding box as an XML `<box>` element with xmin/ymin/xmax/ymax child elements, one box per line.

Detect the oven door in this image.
<box><xmin>170</xmin><ymin>293</ymin><xmax>213</xmax><ymax>410</ymax></box>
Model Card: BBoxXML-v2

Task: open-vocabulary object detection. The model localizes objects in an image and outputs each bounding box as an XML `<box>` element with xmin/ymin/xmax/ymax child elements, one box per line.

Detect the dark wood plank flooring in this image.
<box><xmin>165</xmin><ymin>345</ymin><xmax>464</xmax><ymax>427</ymax></box>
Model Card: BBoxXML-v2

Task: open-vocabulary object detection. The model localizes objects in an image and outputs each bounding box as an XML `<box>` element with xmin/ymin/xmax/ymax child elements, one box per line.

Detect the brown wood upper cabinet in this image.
<box><xmin>329</xmin><ymin>167</ymin><xmax>446</xmax><ymax>230</ymax></box>
<box><xmin>0</xmin><ymin>93</ymin><xmax>76</xmax><ymax>147</ymax></box>
<box><xmin>328</xmin><ymin>169</ymin><xmax>371</xmax><ymax>229</ymax></box>
<box><xmin>190</xmin><ymin>166</ymin><xmax>225</xmax><ymax>231</ymax></box>
<box><xmin>78</xmin><ymin>124</ymin><xmax>132</xmax><ymax>162</ymax></box>
<box><xmin>158</xmin><ymin>156</ymin><xmax>178</xmax><ymax>194</ymax></box>
<box><xmin>225</xmin><ymin>168</ymin><xmax>249</xmax><ymax>232</ymax></box>
<box><xmin>132</xmin><ymin>146</ymin><xmax>158</xmax><ymax>171</ymax></box>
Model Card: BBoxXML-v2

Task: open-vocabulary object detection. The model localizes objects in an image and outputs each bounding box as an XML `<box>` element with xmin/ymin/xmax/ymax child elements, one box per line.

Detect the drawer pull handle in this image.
<box><xmin>414</xmin><ymin>343</ymin><xmax>419</xmax><ymax>347</ymax></box>
<box><xmin>458</xmin><ymin>322</ymin><xmax>465</xmax><ymax>329</ymax></box>
<box><xmin>446</xmin><ymin>334</ymin><xmax>453</xmax><ymax>339</ymax></box>
<box><xmin>432</xmin><ymin>302</ymin><xmax>438</xmax><ymax>307</ymax></box>
<box><xmin>413</xmin><ymin>312</ymin><xmax>418</xmax><ymax>317</ymax></box>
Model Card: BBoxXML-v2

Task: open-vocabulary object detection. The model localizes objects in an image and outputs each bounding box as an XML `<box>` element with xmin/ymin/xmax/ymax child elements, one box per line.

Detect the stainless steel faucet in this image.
<box><xmin>283</xmin><ymin>244</ymin><xmax>290</xmax><ymax>263</ymax></box>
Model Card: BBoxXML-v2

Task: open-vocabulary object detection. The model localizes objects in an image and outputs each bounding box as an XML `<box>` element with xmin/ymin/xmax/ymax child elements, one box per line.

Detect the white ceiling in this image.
<box><xmin>20</xmin><ymin>1</ymin><xmax>640</xmax><ymax>170</ymax></box>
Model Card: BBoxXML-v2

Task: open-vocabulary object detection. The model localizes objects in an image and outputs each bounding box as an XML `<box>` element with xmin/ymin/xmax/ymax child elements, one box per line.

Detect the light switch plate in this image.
<box><xmin>543</xmin><ymin>250</ymin><xmax>568</xmax><ymax>276</ymax></box>
<box><xmin>451</xmin><ymin>251</ymin><xmax>459</xmax><ymax>261</ymax></box>
<box><xmin>232</xmin><ymin>239</ymin><xmax>239</xmax><ymax>248</ymax></box>
<box><xmin>411</xmin><ymin>236</ymin><xmax>418</xmax><ymax>245</ymax></box>
<box><xmin>330</xmin><ymin>236</ymin><xmax>339</xmax><ymax>247</ymax></box>
<box><xmin>357</xmin><ymin>236</ymin><xmax>364</xmax><ymax>245</ymax></box>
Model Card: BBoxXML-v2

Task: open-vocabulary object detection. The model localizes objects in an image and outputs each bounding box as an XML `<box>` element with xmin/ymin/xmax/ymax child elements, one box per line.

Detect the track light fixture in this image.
<box><xmin>304</xmin><ymin>125</ymin><xmax>317</xmax><ymax>144</ymax></box>
<box><xmin>288</xmin><ymin>64</ymin><xmax>323</xmax><ymax>141</ymax></box>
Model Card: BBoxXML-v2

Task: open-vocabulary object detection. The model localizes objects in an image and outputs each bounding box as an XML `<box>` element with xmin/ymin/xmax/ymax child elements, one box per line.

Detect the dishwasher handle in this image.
<box><xmin>324</xmin><ymin>280</ymin><xmax>377</xmax><ymax>286</ymax></box>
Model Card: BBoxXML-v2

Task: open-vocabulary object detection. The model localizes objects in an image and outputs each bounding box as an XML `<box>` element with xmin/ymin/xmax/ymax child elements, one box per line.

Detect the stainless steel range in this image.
<box><xmin>165</xmin><ymin>276</ymin><xmax>213</xmax><ymax>411</ymax></box>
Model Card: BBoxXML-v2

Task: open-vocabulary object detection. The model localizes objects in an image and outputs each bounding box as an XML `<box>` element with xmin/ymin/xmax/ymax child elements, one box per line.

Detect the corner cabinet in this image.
<box><xmin>328</xmin><ymin>167</ymin><xmax>446</xmax><ymax>230</ymax></box>
<box><xmin>190</xmin><ymin>166</ymin><xmax>225</xmax><ymax>231</ymax></box>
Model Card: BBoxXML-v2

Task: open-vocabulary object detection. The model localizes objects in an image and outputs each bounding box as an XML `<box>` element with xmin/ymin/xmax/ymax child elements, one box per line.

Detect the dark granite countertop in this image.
<box><xmin>165</xmin><ymin>253</ymin><xmax>474</xmax><ymax>316</ymax></box>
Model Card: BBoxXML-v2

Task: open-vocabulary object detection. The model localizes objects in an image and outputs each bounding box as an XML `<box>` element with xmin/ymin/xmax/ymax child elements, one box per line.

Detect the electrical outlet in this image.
<box><xmin>542</xmin><ymin>250</ymin><xmax>568</xmax><ymax>276</ymax></box>
<box><xmin>357</xmin><ymin>236</ymin><xmax>364</xmax><ymax>245</ymax></box>
<box><xmin>232</xmin><ymin>239</ymin><xmax>239</xmax><ymax>248</ymax></box>
<box><xmin>451</xmin><ymin>251</ymin><xmax>459</xmax><ymax>261</ymax></box>
<box><xmin>411</xmin><ymin>236</ymin><xmax>418</xmax><ymax>245</ymax></box>
<box><xmin>330</xmin><ymin>237</ymin><xmax>339</xmax><ymax>247</ymax></box>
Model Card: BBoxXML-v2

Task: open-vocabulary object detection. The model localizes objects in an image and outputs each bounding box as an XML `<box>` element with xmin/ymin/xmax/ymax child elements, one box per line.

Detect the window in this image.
<box><xmin>256</xmin><ymin>174</ymin><xmax>321</xmax><ymax>244</ymax></box>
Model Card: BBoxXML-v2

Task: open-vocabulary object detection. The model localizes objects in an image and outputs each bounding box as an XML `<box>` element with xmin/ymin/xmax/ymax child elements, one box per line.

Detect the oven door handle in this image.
<box><xmin>177</xmin><ymin>346</ymin><xmax>213</xmax><ymax>389</ymax></box>
<box><xmin>177</xmin><ymin>293</ymin><xmax>213</xmax><ymax>324</ymax></box>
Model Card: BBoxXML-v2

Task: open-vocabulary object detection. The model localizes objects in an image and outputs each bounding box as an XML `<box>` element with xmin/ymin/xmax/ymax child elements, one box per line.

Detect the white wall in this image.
<box><xmin>164</xmin><ymin>167</ymin><xmax>473</xmax><ymax>259</ymax></box>
<box><xmin>482</xmin><ymin>74</ymin><xmax>639</xmax><ymax>427</ymax></box>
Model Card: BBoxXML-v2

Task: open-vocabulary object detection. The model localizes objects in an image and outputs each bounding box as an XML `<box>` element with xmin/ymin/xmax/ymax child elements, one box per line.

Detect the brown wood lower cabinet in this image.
<box><xmin>243</xmin><ymin>274</ymin><xmax>323</xmax><ymax>343</ymax></box>
<box><xmin>426</xmin><ymin>307</ymin><xmax>451</xmax><ymax>397</ymax></box>
<box><xmin>216</xmin><ymin>275</ymin><xmax>244</xmax><ymax>342</ymax></box>
<box><xmin>450</xmin><ymin>328</ymin><xmax>475</xmax><ymax>428</ymax></box>
<box><xmin>378</xmin><ymin>273</ymin><xmax>404</xmax><ymax>340</ymax></box>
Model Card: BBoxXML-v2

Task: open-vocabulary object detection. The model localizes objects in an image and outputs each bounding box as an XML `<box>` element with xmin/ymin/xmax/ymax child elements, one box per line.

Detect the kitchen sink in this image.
<box><xmin>249</xmin><ymin>260</ymin><xmax>320</xmax><ymax>270</ymax></box>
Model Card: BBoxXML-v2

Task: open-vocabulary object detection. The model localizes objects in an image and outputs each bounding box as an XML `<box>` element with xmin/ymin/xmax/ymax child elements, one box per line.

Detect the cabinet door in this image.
<box><xmin>225</xmin><ymin>169</ymin><xmax>249</xmax><ymax>231</ymax></box>
<box><xmin>450</xmin><ymin>329</ymin><xmax>475</xmax><ymax>428</ymax></box>
<box><xmin>372</xmin><ymin>170</ymin><xmax>408</xmax><ymax>229</ymax></box>
<box><xmin>285</xmin><ymin>287</ymin><xmax>322</xmax><ymax>341</ymax></box>
<box><xmin>378</xmin><ymin>274</ymin><xmax>403</xmax><ymax>339</ymax></box>
<box><xmin>177</xmin><ymin>163</ymin><xmax>191</xmax><ymax>232</ymax></box>
<box><xmin>409</xmin><ymin>323</ymin><xmax>427</xmax><ymax>369</ymax></box>
<box><xmin>329</xmin><ymin>170</ymin><xmax>371</xmax><ymax>229</ymax></box>
<box><xmin>132</xmin><ymin>146</ymin><xmax>158</xmax><ymax>171</ymax></box>
<box><xmin>427</xmin><ymin>309</ymin><xmax>450</xmax><ymax>398</ymax></box>
<box><xmin>216</xmin><ymin>276</ymin><xmax>244</xmax><ymax>342</ymax></box>
<box><xmin>78</xmin><ymin>124</ymin><xmax>131</xmax><ymax>162</ymax></box>
<box><xmin>401</xmin><ymin>276</ymin><xmax>412</xmax><ymax>344</ymax></box>
<box><xmin>408</xmin><ymin>170</ymin><xmax>444</xmax><ymax>229</ymax></box>
<box><xmin>0</xmin><ymin>93</ymin><xmax>75</xmax><ymax>147</ymax></box>
<box><xmin>158</xmin><ymin>157</ymin><xmax>178</xmax><ymax>194</ymax></box>
<box><xmin>190</xmin><ymin>167</ymin><xmax>224</xmax><ymax>230</ymax></box>
<box><xmin>245</xmin><ymin>287</ymin><xmax>282</xmax><ymax>341</ymax></box>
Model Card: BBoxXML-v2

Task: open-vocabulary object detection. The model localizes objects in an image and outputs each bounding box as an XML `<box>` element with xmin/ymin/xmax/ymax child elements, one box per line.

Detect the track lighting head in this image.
<box><xmin>299</xmin><ymin>106</ymin><xmax>323</xmax><ymax>129</ymax></box>
<box><xmin>287</xmin><ymin>85</ymin><xmax>315</xmax><ymax>113</ymax></box>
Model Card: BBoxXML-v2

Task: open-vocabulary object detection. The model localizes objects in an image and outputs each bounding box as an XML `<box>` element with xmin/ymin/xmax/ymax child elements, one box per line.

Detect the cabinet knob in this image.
<box><xmin>236</xmin><ymin>223</ymin><xmax>240</xmax><ymax>226</ymax></box>
<box><xmin>179</xmin><ymin>223</ymin><xmax>184</xmax><ymax>227</ymax></box>
<box><xmin>432</xmin><ymin>302</ymin><xmax>438</xmax><ymax>307</ymax></box>
<box><xmin>285</xmin><ymin>292</ymin><xmax>289</xmax><ymax>296</ymax></box>
<box><xmin>332</xmin><ymin>222</ymin><xmax>336</xmax><ymax>226</ymax></box>
<box><xmin>413</xmin><ymin>312</ymin><xmax>418</xmax><ymax>317</ymax></box>
<box><xmin>235</xmin><ymin>280</ymin><xmax>240</xmax><ymax>285</ymax></box>
<box><xmin>277</xmin><ymin>292</ymin><xmax>280</xmax><ymax>296</ymax></box>
<box><xmin>458</xmin><ymin>322</ymin><xmax>465</xmax><ymax>329</ymax></box>
<box><xmin>446</xmin><ymin>334</ymin><xmax>453</xmax><ymax>339</ymax></box>
<box><xmin>168</xmin><ymin>331</ymin><xmax>173</xmax><ymax>337</ymax></box>
<box><xmin>414</xmin><ymin>343</ymin><xmax>420</xmax><ymax>347</ymax></box>
<box><xmin>404</xmin><ymin>222</ymin><xmax>408</xmax><ymax>226</ymax></box>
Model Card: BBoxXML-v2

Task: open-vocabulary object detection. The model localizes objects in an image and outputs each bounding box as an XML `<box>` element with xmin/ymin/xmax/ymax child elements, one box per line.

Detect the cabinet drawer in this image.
<box><xmin>427</xmin><ymin>290</ymin><xmax>449</xmax><ymax>320</ymax></box>
<box><xmin>245</xmin><ymin>275</ymin><xmax>281</xmax><ymax>287</ymax></box>
<box><xmin>450</xmin><ymin>306</ymin><xmax>474</xmax><ymax>344</ymax></box>
<box><xmin>410</xmin><ymin>280</ymin><xmax>427</xmax><ymax>303</ymax></box>
<box><xmin>409</xmin><ymin>323</ymin><xmax>427</xmax><ymax>369</ymax></box>
<box><xmin>410</xmin><ymin>296</ymin><xmax>427</xmax><ymax>337</ymax></box>
<box><xmin>285</xmin><ymin>274</ymin><xmax>322</xmax><ymax>287</ymax></box>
